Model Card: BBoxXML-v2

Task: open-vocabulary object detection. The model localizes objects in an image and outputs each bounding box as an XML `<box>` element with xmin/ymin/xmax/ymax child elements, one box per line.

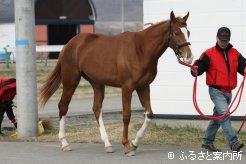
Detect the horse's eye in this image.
<box><xmin>174</xmin><ymin>31</ymin><xmax>181</xmax><ymax>36</ymax></box>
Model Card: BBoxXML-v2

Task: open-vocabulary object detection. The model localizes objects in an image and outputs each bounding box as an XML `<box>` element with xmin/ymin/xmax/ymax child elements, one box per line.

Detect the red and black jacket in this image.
<box><xmin>192</xmin><ymin>43</ymin><xmax>246</xmax><ymax>90</ymax></box>
<box><xmin>0</xmin><ymin>78</ymin><xmax>16</xmax><ymax>101</ymax></box>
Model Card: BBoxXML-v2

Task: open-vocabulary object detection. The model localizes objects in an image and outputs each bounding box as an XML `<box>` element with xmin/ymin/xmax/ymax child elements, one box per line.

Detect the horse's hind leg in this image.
<box><xmin>59</xmin><ymin>115</ymin><xmax>71</xmax><ymax>151</ymax></box>
<box><xmin>91</xmin><ymin>83</ymin><xmax>114</xmax><ymax>153</ymax></box>
<box><xmin>58</xmin><ymin>72</ymin><xmax>80</xmax><ymax>151</ymax></box>
<box><xmin>131</xmin><ymin>86</ymin><xmax>153</xmax><ymax>150</ymax></box>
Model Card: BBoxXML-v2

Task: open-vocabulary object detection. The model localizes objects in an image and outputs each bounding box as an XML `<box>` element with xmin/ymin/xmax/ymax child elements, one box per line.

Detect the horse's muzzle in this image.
<box><xmin>184</xmin><ymin>55</ymin><xmax>193</xmax><ymax>64</ymax></box>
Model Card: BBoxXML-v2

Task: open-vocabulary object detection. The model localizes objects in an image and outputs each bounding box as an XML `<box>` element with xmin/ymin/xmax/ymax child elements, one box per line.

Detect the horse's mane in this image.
<box><xmin>144</xmin><ymin>20</ymin><xmax>169</xmax><ymax>31</ymax></box>
<box><xmin>145</xmin><ymin>17</ymin><xmax>187</xmax><ymax>30</ymax></box>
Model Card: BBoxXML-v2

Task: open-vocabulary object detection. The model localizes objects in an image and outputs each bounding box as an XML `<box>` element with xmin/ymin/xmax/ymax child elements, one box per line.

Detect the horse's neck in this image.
<box><xmin>137</xmin><ymin>21</ymin><xmax>170</xmax><ymax>62</ymax></box>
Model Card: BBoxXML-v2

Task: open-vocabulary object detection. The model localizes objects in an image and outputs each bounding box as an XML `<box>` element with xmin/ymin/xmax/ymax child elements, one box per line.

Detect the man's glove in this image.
<box><xmin>191</xmin><ymin>65</ymin><xmax>198</xmax><ymax>76</ymax></box>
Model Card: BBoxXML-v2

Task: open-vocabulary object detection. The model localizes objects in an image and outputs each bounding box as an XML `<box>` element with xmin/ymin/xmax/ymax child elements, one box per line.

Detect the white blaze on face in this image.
<box><xmin>181</xmin><ymin>27</ymin><xmax>189</xmax><ymax>42</ymax></box>
<box><xmin>181</xmin><ymin>27</ymin><xmax>193</xmax><ymax>64</ymax></box>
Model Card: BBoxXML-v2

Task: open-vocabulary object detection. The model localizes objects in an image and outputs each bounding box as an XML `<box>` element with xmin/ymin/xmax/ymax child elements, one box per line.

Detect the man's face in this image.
<box><xmin>217</xmin><ymin>37</ymin><xmax>229</xmax><ymax>49</ymax></box>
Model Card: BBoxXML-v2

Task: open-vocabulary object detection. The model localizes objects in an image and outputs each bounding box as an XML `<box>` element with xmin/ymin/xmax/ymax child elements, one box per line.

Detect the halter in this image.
<box><xmin>167</xmin><ymin>21</ymin><xmax>191</xmax><ymax>59</ymax></box>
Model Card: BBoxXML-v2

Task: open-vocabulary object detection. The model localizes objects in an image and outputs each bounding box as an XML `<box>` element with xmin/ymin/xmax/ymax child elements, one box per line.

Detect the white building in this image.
<box><xmin>144</xmin><ymin>0</ymin><xmax>246</xmax><ymax>119</ymax></box>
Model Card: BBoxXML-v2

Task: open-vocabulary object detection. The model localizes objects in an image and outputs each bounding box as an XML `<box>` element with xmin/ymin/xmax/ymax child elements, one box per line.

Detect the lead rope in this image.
<box><xmin>238</xmin><ymin>114</ymin><xmax>246</xmax><ymax>134</ymax></box>
<box><xmin>178</xmin><ymin>58</ymin><xmax>246</xmax><ymax>133</ymax></box>
<box><xmin>193</xmin><ymin>73</ymin><xmax>245</xmax><ymax>120</ymax></box>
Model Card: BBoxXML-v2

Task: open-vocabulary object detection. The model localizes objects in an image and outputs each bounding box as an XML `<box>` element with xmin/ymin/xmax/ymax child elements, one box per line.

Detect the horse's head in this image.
<box><xmin>168</xmin><ymin>11</ymin><xmax>193</xmax><ymax>64</ymax></box>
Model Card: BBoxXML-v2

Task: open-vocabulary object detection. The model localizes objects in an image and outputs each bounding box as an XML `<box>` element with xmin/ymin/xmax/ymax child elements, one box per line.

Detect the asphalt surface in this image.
<box><xmin>1</xmin><ymin>95</ymin><xmax>246</xmax><ymax>163</ymax></box>
<box><xmin>0</xmin><ymin>142</ymin><xmax>245</xmax><ymax>164</ymax></box>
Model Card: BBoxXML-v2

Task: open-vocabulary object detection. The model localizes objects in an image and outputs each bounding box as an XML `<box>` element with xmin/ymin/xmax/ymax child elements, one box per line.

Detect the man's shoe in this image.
<box><xmin>231</xmin><ymin>141</ymin><xmax>244</xmax><ymax>152</ymax></box>
<box><xmin>202</xmin><ymin>144</ymin><xmax>221</xmax><ymax>152</ymax></box>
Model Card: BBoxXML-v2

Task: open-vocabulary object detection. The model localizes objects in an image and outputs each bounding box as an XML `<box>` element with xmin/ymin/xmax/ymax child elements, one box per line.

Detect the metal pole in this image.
<box><xmin>15</xmin><ymin>0</ymin><xmax>38</xmax><ymax>137</ymax></box>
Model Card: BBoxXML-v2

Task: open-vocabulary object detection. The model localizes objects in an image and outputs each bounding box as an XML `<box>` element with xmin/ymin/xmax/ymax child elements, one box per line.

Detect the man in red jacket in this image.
<box><xmin>0</xmin><ymin>78</ymin><xmax>17</xmax><ymax>135</ymax></box>
<box><xmin>191</xmin><ymin>27</ymin><xmax>245</xmax><ymax>152</ymax></box>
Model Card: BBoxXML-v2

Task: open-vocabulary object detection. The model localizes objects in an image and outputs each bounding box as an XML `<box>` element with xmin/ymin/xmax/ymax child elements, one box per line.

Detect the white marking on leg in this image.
<box><xmin>132</xmin><ymin>112</ymin><xmax>151</xmax><ymax>147</ymax></box>
<box><xmin>98</xmin><ymin>109</ymin><xmax>112</xmax><ymax>147</ymax></box>
<box><xmin>58</xmin><ymin>116</ymin><xmax>70</xmax><ymax>149</ymax></box>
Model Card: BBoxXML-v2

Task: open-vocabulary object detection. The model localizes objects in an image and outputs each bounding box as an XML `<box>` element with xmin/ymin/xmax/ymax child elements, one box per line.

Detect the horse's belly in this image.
<box><xmin>84</xmin><ymin>72</ymin><xmax>122</xmax><ymax>87</ymax></box>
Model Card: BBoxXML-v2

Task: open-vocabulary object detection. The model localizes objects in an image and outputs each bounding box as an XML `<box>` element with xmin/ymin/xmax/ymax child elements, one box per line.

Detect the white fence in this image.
<box><xmin>5</xmin><ymin>45</ymin><xmax>63</xmax><ymax>53</ymax></box>
<box><xmin>1</xmin><ymin>45</ymin><xmax>64</xmax><ymax>67</ymax></box>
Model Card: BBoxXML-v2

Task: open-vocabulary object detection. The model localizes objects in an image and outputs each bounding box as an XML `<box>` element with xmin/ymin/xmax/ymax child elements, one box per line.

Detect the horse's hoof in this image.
<box><xmin>62</xmin><ymin>145</ymin><xmax>72</xmax><ymax>152</ymax></box>
<box><xmin>105</xmin><ymin>146</ymin><xmax>114</xmax><ymax>153</ymax></box>
<box><xmin>130</xmin><ymin>141</ymin><xmax>138</xmax><ymax>151</ymax></box>
<box><xmin>125</xmin><ymin>150</ymin><xmax>135</xmax><ymax>156</ymax></box>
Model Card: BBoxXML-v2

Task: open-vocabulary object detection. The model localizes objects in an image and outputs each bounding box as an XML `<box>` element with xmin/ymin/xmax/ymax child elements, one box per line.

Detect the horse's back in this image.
<box><xmin>72</xmin><ymin>32</ymin><xmax>136</xmax><ymax>47</ymax></box>
<box><xmin>59</xmin><ymin>32</ymin><xmax>142</xmax><ymax>87</ymax></box>
<box><xmin>65</xmin><ymin>32</ymin><xmax>137</xmax><ymax>61</ymax></box>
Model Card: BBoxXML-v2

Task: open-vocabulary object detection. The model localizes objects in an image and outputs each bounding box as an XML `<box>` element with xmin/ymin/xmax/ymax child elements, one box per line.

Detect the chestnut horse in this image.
<box><xmin>39</xmin><ymin>11</ymin><xmax>193</xmax><ymax>156</ymax></box>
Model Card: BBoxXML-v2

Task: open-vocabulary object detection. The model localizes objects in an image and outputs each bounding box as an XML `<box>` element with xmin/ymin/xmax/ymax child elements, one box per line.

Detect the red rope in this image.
<box><xmin>193</xmin><ymin>76</ymin><xmax>245</xmax><ymax>120</ymax></box>
<box><xmin>238</xmin><ymin>114</ymin><xmax>246</xmax><ymax>134</ymax></box>
<box><xmin>178</xmin><ymin>58</ymin><xmax>246</xmax><ymax>131</ymax></box>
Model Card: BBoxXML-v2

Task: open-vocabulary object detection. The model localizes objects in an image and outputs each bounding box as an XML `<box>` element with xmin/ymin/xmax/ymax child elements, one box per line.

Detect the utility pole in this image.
<box><xmin>15</xmin><ymin>0</ymin><xmax>38</xmax><ymax>137</ymax></box>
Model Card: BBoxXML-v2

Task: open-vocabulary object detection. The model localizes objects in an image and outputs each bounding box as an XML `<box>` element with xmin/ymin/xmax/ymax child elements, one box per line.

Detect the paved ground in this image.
<box><xmin>0</xmin><ymin>142</ymin><xmax>245</xmax><ymax>164</ymax></box>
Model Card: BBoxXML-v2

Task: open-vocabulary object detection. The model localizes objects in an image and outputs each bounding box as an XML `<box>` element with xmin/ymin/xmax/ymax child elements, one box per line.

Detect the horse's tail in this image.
<box><xmin>39</xmin><ymin>59</ymin><xmax>61</xmax><ymax>107</ymax></box>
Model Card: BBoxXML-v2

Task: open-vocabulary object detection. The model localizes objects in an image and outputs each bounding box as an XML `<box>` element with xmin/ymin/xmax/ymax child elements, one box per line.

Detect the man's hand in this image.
<box><xmin>191</xmin><ymin>65</ymin><xmax>198</xmax><ymax>76</ymax></box>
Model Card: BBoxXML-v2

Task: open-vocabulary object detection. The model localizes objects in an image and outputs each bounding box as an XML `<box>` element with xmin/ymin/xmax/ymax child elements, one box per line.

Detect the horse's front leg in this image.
<box><xmin>131</xmin><ymin>86</ymin><xmax>153</xmax><ymax>150</ymax></box>
<box><xmin>92</xmin><ymin>84</ymin><xmax>113</xmax><ymax>153</ymax></box>
<box><xmin>97</xmin><ymin>109</ymin><xmax>114</xmax><ymax>153</ymax></box>
<box><xmin>122</xmin><ymin>87</ymin><xmax>135</xmax><ymax>156</ymax></box>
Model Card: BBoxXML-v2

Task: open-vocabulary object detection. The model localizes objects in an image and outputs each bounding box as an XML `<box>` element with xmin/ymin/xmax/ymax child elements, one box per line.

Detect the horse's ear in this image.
<box><xmin>170</xmin><ymin>11</ymin><xmax>176</xmax><ymax>21</ymax></box>
<box><xmin>183</xmin><ymin>12</ymin><xmax>189</xmax><ymax>22</ymax></box>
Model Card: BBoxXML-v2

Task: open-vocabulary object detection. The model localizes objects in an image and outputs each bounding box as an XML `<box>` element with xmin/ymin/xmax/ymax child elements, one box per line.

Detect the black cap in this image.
<box><xmin>217</xmin><ymin>27</ymin><xmax>231</xmax><ymax>41</ymax></box>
